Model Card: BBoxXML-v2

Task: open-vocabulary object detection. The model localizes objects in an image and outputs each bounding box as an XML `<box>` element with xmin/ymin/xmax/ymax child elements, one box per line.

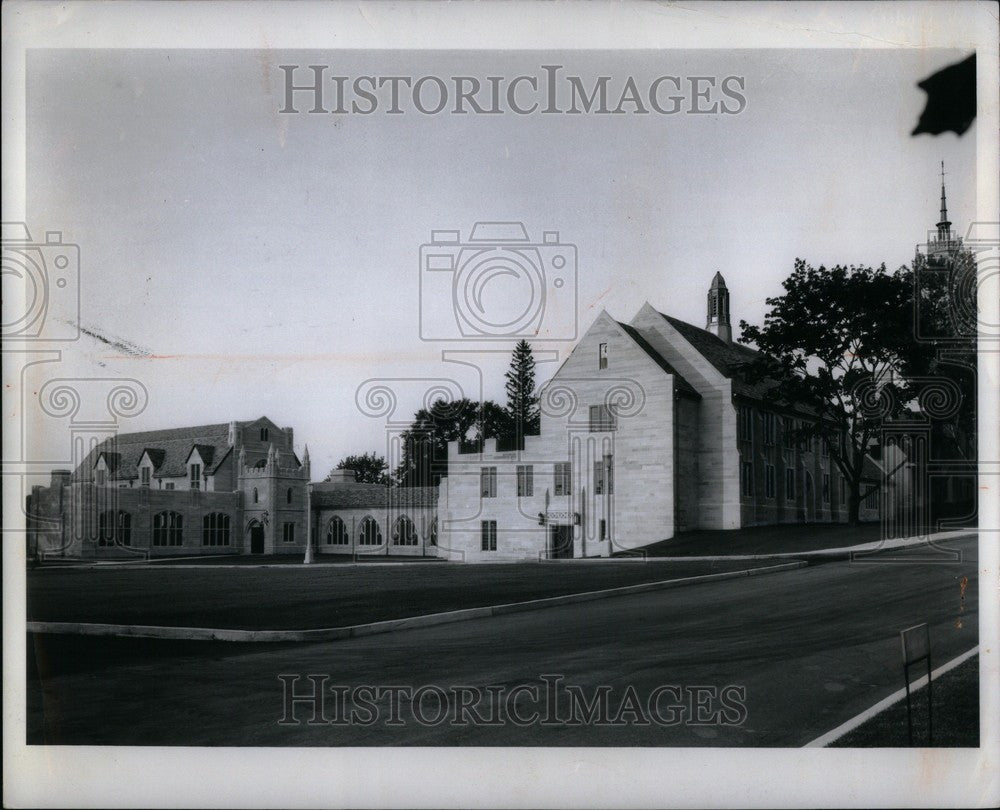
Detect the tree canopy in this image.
<box><xmin>326</xmin><ymin>452</ymin><xmax>391</xmax><ymax>485</ymax></box>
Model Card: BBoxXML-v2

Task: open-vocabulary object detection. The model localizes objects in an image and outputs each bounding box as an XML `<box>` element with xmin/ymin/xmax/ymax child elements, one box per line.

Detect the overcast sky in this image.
<box><xmin>25</xmin><ymin>47</ymin><xmax>976</xmax><ymax>476</ymax></box>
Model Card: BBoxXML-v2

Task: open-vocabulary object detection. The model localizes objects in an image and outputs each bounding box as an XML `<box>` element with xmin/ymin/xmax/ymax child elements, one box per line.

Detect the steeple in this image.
<box><xmin>936</xmin><ymin>160</ymin><xmax>952</xmax><ymax>242</ymax></box>
<box><xmin>706</xmin><ymin>271</ymin><xmax>732</xmax><ymax>343</ymax></box>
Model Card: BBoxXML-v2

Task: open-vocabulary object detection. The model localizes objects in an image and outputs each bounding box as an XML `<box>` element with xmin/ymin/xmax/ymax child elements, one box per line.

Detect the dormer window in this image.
<box><xmin>260</xmin><ymin>427</ymin><xmax>269</xmax><ymax>442</ymax></box>
<box><xmin>140</xmin><ymin>467</ymin><xmax>151</xmax><ymax>487</ymax></box>
<box><xmin>190</xmin><ymin>463</ymin><xmax>201</xmax><ymax>490</ymax></box>
<box><xmin>96</xmin><ymin>469</ymin><xmax>106</xmax><ymax>486</ymax></box>
<box><xmin>598</xmin><ymin>342</ymin><xmax>608</xmax><ymax>370</ymax></box>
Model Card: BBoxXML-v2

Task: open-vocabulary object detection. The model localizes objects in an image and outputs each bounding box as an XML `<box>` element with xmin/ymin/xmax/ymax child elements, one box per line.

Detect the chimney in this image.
<box><xmin>50</xmin><ymin>469</ymin><xmax>71</xmax><ymax>489</ymax></box>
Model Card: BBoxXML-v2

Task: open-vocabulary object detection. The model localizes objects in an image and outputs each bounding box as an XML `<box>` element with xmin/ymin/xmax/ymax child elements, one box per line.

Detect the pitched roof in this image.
<box><xmin>74</xmin><ymin>421</ymin><xmax>241</xmax><ymax>482</ymax></box>
<box><xmin>616</xmin><ymin>322</ymin><xmax>700</xmax><ymax>398</ymax></box>
<box><xmin>657</xmin><ymin>313</ymin><xmax>782</xmax><ymax>402</ymax></box>
<box><xmin>310</xmin><ymin>483</ymin><xmax>438</xmax><ymax>510</ymax></box>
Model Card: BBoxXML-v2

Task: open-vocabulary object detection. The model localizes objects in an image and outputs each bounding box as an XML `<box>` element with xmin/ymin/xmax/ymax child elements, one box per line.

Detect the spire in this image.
<box><xmin>706</xmin><ymin>271</ymin><xmax>732</xmax><ymax>343</ymax></box>
<box><xmin>936</xmin><ymin>160</ymin><xmax>952</xmax><ymax>241</ymax></box>
<box><xmin>238</xmin><ymin>445</ymin><xmax>246</xmax><ymax>469</ymax></box>
<box><xmin>302</xmin><ymin>444</ymin><xmax>311</xmax><ymax>475</ymax></box>
<box><xmin>266</xmin><ymin>443</ymin><xmax>275</xmax><ymax>468</ymax></box>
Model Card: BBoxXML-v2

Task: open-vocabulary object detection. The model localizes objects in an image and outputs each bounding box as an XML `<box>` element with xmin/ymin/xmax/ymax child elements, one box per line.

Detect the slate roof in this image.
<box><xmin>310</xmin><ymin>483</ymin><xmax>438</xmax><ymax>510</ymax></box>
<box><xmin>76</xmin><ymin>422</ymin><xmax>239</xmax><ymax>483</ymax></box>
<box><xmin>616</xmin><ymin>322</ymin><xmax>700</xmax><ymax>398</ymax></box>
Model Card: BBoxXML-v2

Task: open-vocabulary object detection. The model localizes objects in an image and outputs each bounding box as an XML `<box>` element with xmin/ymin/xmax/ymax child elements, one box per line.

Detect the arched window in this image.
<box><xmin>202</xmin><ymin>513</ymin><xmax>231</xmax><ymax>546</ymax></box>
<box><xmin>253</xmin><ymin>487</ymin><xmax>258</xmax><ymax>504</ymax></box>
<box><xmin>152</xmin><ymin>511</ymin><xmax>184</xmax><ymax>546</ymax></box>
<box><xmin>98</xmin><ymin>510</ymin><xmax>131</xmax><ymax>546</ymax></box>
<box><xmin>286</xmin><ymin>487</ymin><xmax>293</xmax><ymax>504</ymax></box>
<box><xmin>326</xmin><ymin>516</ymin><xmax>348</xmax><ymax>545</ymax></box>
<box><xmin>358</xmin><ymin>516</ymin><xmax>382</xmax><ymax>546</ymax></box>
<box><xmin>392</xmin><ymin>515</ymin><xmax>418</xmax><ymax>546</ymax></box>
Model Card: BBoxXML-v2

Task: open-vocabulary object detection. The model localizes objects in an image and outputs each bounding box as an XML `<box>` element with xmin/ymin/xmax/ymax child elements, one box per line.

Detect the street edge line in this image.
<box><xmin>26</xmin><ymin>560</ymin><xmax>807</xmax><ymax>643</ymax></box>
<box><xmin>803</xmin><ymin>645</ymin><xmax>980</xmax><ymax>748</ymax></box>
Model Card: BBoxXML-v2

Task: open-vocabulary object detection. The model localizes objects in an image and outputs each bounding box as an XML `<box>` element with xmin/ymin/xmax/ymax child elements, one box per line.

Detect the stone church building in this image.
<box><xmin>436</xmin><ymin>273</ymin><xmax>880</xmax><ymax>561</ymax></box>
<box><xmin>27</xmin><ymin>275</ymin><xmax>884</xmax><ymax>562</ymax></box>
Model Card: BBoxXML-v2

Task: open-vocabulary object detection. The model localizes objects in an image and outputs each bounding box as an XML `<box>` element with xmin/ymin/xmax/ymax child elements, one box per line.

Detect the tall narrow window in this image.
<box><xmin>822</xmin><ymin>473</ymin><xmax>831</xmax><ymax>503</ymax></box>
<box><xmin>740</xmin><ymin>460</ymin><xmax>754</xmax><ymax>497</ymax></box>
<box><xmin>588</xmin><ymin>404</ymin><xmax>616</xmax><ymax>432</ymax></box>
<box><xmin>141</xmin><ymin>467</ymin><xmax>151</xmax><ymax>488</ymax></box>
<box><xmin>765</xmin><ymin>464</ymin><xmax>776</xmax><ymax>499</ymax></box>
<box><xmin>598</xmin><ymin>342</ymin><xmax>608</xmax><ymax>370</ymax></box>
<box><xmin>481</xmin><ymin>520</ymin><xmax>497</xmax><ymax>551</ymax></box>
<box><xmin>253</xmin><ymin>487</ymin><xmax>258</xmax><ymax>504</ymax></box>
<box><xmin>763</xmin><ymin>413</ymin><xmax>776</xmax><ymax>445</ymax></box>
<box><xmin>783</xmin><ymin>418</ymin><xmax>796</xmax><ymax>450</ymax></box>
<box><xmin>190</xmin><ymin>463</ymin><xmax>201</xmax><ymax>490</ymax></box>
<box><xmin>516</xmin><ymin>465</ymin><xmax>534</xmax><ymax>497</ymax></box>
<box><xmin>480</xmin><ymin>466</ymin><xmax>497</xmax><ymax>498</ymax></box>
<box><xmin>260</xmin><ymin>427</ymin><xmax>269</xmax><ymax>442</ymax></box>
<box><xmin>738</xmin><ymin>406</ymin><xmax>753</xmax><ymax>442</ymax></box>
<box><xmin>554</xmin><ymin>462</ymin><xmax>571</xmax><ymax>496</ymax></box>
<box><xmin>785</xmin><ymin>468</ymin><xmax>795</xmax><ymax>500</ymax></box>
<box><xmin>96</xmin><ymin>469</ymin><xmax>106</xmax><ymax>486</ymax></box>
<box><xmin>282</xmin><ymin>522</ymin><xmax>295</xmax><ymax>543</ymax></box>
<box><xmin>286</xmin><ymin>487</ymin><xmax>293</xmax><ymax>504</ymax></box>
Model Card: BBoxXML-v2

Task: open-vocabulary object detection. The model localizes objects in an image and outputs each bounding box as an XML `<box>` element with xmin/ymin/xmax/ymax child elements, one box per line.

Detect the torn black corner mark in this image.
<box><xmin>912</xmin><ymin>53</ymin><xmax>976</xmax><ymax>137</ymax></box>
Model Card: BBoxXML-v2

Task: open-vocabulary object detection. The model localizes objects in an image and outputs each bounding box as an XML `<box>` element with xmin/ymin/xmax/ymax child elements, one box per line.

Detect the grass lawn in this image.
<box><xmin>632</xmin><ymin>522</ymin><xmax>968</xmax><ymax>557</ymax></box>
<box><xmin>27</xmin><ymin>557</ymin><xmax>770</xmax><ymax>631</ymax></box>
<box><xmin>831</xmin><ymin>655</ymin><xmax>979</xmax><ymax>747</ymax></box>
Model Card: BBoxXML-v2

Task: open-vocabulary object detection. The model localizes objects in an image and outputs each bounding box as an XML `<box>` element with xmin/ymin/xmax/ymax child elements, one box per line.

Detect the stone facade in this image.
<box><xmin>437</xmin><ymin>275</ymin><xmax>882</xmax><ymax>561</ymax></box>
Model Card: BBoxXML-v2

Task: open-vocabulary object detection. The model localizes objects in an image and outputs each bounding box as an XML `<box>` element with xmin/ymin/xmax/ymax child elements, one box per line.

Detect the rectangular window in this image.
<box><xmin>765</xmin><ymin>464</ymin><xmax>776</xmax><ymax>499</ymax></box>
<box><xmin>594</xmin><ymin>459</ymin><xmax>604</xmax><ymax>494</ymax></box>
<box><xmin>480</xmin><ymin>520</ymin><xmax>497</xmax><ymax>551</ymax></box>
<box><xmin>839</xmin><ymin>476</ymin><xmax>846</xmax><ymax>506</ymax></box>
<box><xmin>823</xmin><ymin>473</ymin><xmax>831</xmax><ymax>503</ymax></box>
<box><xmin>737</xmin><ymin>406</ymin><xmax>753</xmax><ymax>442</ymax></box>
<box><xmin>141</xmin><ymin>467</ymin><xmax>150</xmax><ymax>487</ymax></box>
<box><xmin>164</xmin><ymin>482</ymin><xmax>175</xmax><ymax>491</ymax></box>
<box><xmin>785</xmin><ymin>467</ymin><xmax>795</xmax><ymax>500</ymax></box>
<box><xmin>96</xmin><ymin>469</ymin><xmax>106</xmax><ymax>486</ymax></box>
<box><xmin>598</xmin><ymin>342</ymin><xmax>608</xmax><ymax>370</ymax></box>
<box><xmin>283</xmin><ymin>522</ymin><xmax>295</xmax><ymax>543</ymax></box>
<box><xmin>190</xmin><ymin>463</ymin><xmax>201</xmax><ymax>490</ymax></box>
<box><xmin>516</xmin><ymin>465</ymin><xmax>533</xmax><ymax>497</ymax></box>
<box><xmin>763</xmin><ymin>413</ymin><xmax>776</xmax><ymax>445</ymax></box>
<box><xmin>863</xmin><ymin>482</ymin><xmax>879</xmax><ymax>508</ymax></box>
<box><xmin>740</xmin><ymin>460</ymin><xmax>754</xmax><ymax>497</ymax></box>
<box><xmin>599</xmin><ymin>519</ymin><xmax>607</xmax><ymax>541</ymax></box>
<box><xmin>821</xmin><ymin>438</ymin><xmax>829</xmax><ymax>457</ymax></box>
<box><xmin>554</xmin><ymin>462</ymin><xmax>572</xmax><ymax>496</ymax></box>
<box><xmin>588</xmin><ymin>404</ymin><xmax>616</xmax><ymax>432</ymax></box>
<box><xmin>783</xmin><ymin>418</ymin><xmax>796</xmax><ymax>450</ymax></box>
<box><xmin>480</xmin><ymin>466</ymin><xmax>497</xmax><ymax>498</ymax></box>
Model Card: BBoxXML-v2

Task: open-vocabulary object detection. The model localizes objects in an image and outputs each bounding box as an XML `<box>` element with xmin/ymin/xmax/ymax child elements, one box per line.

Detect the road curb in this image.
<box><xmin>26</xmin><ymin>560</ymin><xmax>808</xmax><ymax>643</ymax></box>
<box><xmin>803</xmin><ymin>645</ymin><xmax>980</xmax><ymax>747</ymax></box>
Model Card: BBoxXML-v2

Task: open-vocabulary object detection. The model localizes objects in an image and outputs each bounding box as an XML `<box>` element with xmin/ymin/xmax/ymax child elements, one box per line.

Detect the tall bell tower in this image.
<box><xmin>706</xmin><ymin>271</ymin><xmax>732</xmax><ymax>343</ymax></box>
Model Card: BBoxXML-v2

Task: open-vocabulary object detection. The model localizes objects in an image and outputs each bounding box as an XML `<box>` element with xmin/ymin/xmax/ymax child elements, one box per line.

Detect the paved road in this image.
<box><xmin>27</xmin><ymin>535</ymin><xmax>978</xmax><ymax>746</ymax></box>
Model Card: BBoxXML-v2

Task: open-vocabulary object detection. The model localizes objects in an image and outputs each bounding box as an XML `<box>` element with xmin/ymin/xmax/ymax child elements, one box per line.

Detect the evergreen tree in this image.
<box><xmin>504</xmin><ymin>340</ymin><xmax>540</xmax><ymax>444</ymax></box>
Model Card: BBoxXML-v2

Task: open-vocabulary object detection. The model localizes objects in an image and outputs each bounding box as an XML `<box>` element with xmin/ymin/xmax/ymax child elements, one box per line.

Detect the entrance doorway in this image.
<box><xmin>249</xmin><ymin>522</ymin><xmax>264</xmax><ymax>554</ymax></box>
<box><xmin>548</xmin><ymin>525</ymin><xmax>574</xmax><ymax>559</ymax></box>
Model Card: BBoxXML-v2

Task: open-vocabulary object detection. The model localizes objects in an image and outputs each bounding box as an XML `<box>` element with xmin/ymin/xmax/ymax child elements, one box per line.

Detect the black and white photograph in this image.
<box><xmin>3</xmin><ymin>1</ymin><xmax>998</xmax><ymax>807</ymax></box>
